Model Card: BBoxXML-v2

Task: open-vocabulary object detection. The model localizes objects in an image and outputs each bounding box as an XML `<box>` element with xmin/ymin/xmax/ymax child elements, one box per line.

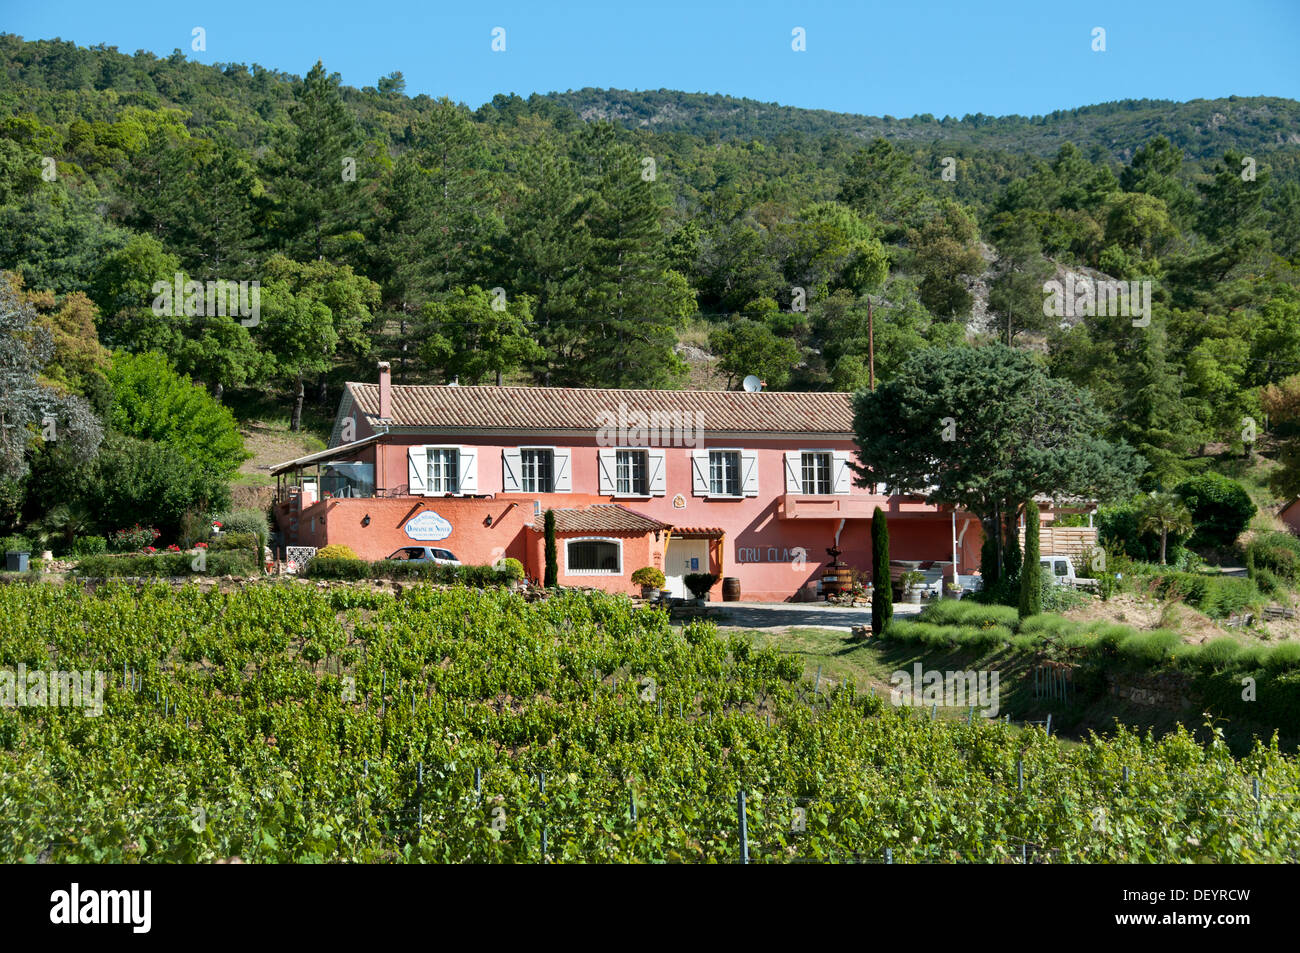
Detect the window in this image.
<box><xmin>566</xmin><ymin>539</ymin><xmax>621</xmax><ymax>575</ymax></box>
<box><xmin>709</xmin><ymin>450</ymin><xmax>741</xmax><ymax>496</ymax></box>
<box><xmin>801</xmin><ymin>452</ymin><xmax>833</xmax><ymax>495</ymax></box>
<box><xmin>616</xmin><ymin>450</ymin><xmax>647</xmax><ymax>495</ymax></box>
<box><xmin>521</xmin><ymin>449</ymin><xmax>553</xmax><ymax>493</ymax></box>
<box><xmin>427</xmin><ymin>448</ymin><xmax>459</xmax><ymax>494</ymax></box>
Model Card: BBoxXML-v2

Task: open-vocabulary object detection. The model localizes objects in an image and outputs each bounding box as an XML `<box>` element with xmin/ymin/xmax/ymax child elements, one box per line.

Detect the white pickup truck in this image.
<box><xmin>1038</xmin><ymin>556</ymin><xmax>1098</xmax><ymax>590</ymax></box>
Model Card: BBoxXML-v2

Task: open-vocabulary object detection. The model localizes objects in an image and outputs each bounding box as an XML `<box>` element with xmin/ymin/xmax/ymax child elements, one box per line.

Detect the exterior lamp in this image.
<box><xmin>361</xmin><ymin>514</ymin><xmax>371</xmax><ymax>527</ymax></box>
<box><xmin>484</xmin><ymin>514</ymin><xmax>493</xmax><ymax>527</ymax></box>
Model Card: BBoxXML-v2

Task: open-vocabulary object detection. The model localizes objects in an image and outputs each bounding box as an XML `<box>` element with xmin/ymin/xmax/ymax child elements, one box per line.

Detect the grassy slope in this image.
<box><xmin>728</xmin><ymin>625</ymin><xmax>1298</xmax><ymax>755</ymax></box>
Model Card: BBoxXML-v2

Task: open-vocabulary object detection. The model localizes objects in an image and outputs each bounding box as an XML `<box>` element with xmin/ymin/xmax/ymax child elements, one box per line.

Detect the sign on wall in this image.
<box><xmin>404</xmin><ymin>510</ymin><xmax>453</xmax><ymax>541</ymax></box>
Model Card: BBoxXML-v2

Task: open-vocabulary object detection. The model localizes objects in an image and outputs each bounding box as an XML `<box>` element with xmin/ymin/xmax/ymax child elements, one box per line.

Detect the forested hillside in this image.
<box><xmin>3</xmin><ymin>32</ymin><xmax>1300</xmax><ymax>541</ymax></box>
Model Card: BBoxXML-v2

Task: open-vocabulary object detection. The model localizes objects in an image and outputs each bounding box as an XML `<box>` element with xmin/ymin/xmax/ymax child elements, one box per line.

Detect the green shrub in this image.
<box><xmin>69</xmin><ymin>536</ymin><xmax>107</xmax><ymax>557</ymax></box>
<box><xmin>917</xmin><ymin>600</ymin><xmax>1019</xmax><ymax>629</ymax></box>
<box><xmin>1088</xmin><ymin>622</ymin><xmax>1140</xmax><ymax>651</ymax></box>
<box><xmin>1247</xmin><ymin>531</ymin><xmax>1300</xmax><ymax>583</ymax></box>
<box><xmin>684</xmin><ymin>572</ymin><xmax>718</xmax><ymax>599</ymax></box>
<box><xmin>1016</xmin><ymin>614</ymin><xmax>1076</xmax><ymax>639</ymax></box>
<box><xmin>631</xmin><ymin>566</ymin><xmax>666</xmax><ymax>588</ymax></box>
<box><xmin>497</xmin><ymin>557</ymin><xmax>525</xmax><ymax>581</ymax></box>
<box><xmin>0</xmin><ymin>535</ymin><xmax>32</xmax><ymax>554</ymax></box>
<box><xmin>1185</xmin><ymin>637</ymin><xmax>1240</xmax><ymax>672</ymax></box>
<box><xmin>1147</xmin><ymin>572</ymin><xmax>1260</xmax><ymax>618</ymax></box>
<box><xmin>73</xmin><ymin>551</ymin><xmax>257</xmax><ymax>577</ymax></box>
<box><xmin>303</xmin><ymin>557</ymin><xmax>515</xmax><ymax>587</ymax></box>
<box><xmin>208</xmin><ymin>531</ymin><xmax>259</xmax><ymax>552</ymax></box>
<box><xmin>1116</xmin><ymin>629</ymin><xmax>1182</xmax><ymax>665</ymax></box>
<box><xmin>215</xmin><ymin>508</ymin><xmax>270</xmax><ymax>538</ymax></box>
<box><xmin>1253</xmin><ymin>567</ymin><xmax>1282</xmax><ymax>595</ymax></box>
<box><xmin>1173</xmin><ymin>473</ymin><xmax>1256</xmax><ymax>549</ymax></box>
<box><xmin>1264</xmin><ymin>642</ymin><xmax>1300</xmax><ymax>673</ymax></box>
<box><xmin>304</xmin><ymin>557</ymin><xmax>372</xmax><ymax>579</ymax></box>
<box><xmin>315</xmin><ymin>544</ymin><xmax>360</xmax><ymax>560</ymax></box>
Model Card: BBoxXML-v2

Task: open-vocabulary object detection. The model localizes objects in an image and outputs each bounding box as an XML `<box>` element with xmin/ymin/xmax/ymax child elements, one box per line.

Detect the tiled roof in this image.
<box><xmin>346</xmin><ymin>383</ymin><xmax>854</xmax><ymax>435</ymax></box>
<box><xmin>531</xmin><ymin>504</ymin><xmax>671</xmax><ymax>535</ymax></box>
<box><xmin>671</xmin><ymin>527</ymin><xmax>725</xmax><ymax>538</ymax></box>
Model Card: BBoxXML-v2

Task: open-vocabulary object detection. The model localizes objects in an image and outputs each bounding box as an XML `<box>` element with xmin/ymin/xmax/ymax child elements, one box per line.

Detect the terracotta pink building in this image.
<box><xmin>270</xmin><ymin>364</ymin><xmax>982</xmax><ymax>601</ymax></box>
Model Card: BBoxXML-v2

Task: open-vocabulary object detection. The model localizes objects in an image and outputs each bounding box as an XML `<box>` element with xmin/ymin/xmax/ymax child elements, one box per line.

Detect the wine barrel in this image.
<box><xmin>822</xmin><ymin>566</ymin><xmax>853</xmax><ymax>597</ymax></box>
<box><xmin>722</xmin><ymin>577</ymin><xmax>742</xmax><ymax>602</ymax></box>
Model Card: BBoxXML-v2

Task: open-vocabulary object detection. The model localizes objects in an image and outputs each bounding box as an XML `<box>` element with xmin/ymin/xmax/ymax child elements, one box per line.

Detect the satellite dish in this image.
<box><xmin>742</xmin><ymin>375</ymin><xmax>762</xmax><ymax>393</ymax></box>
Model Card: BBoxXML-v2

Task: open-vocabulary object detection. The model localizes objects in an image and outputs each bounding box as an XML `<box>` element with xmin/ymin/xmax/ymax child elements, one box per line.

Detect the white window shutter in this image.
<box><xmin>741</xmin><ymin>450</ymin><xmax>759</xmax><ymax>496</ymax></box>
<box><xmin>647</xmin><ymin>449</ymin><xmax>666</xmax><ymax>496</ymax></box>
<box><xmin>501</xmin><ymin>449</ymin><xmax>522</xmax><ymax>493</ymax></box>
<box><xmin>408</xmin><ymin>446</ymin><xmax>428</xmax><ymax>495</ymax></box>
<box><xmin>552</xmin><ymin>448</ymin><xmax>572</xmax><ymax>492</ymax></box>
<box><xmin>784</xmin><ymin>451</ymin><xmax>803</xmax><ymax>494</ymax></box>
<box><xmin>458</xmin><ymin>446</ymin><xmax>478</xmax><ymax>494</ymax></box>
<box><xmin>691</xmin><ymin>451</ymin><xmax>709</xmax><ymax>496</ymax></box>
<box><xmin>832</xmin><ymin>450</ymin><xmax>851</xmax><ymax>494</ymax></box>
<box><xmin>597</xmin><ymin>449</ymin><xmax>616</xmax><ymax>495</ymax></box>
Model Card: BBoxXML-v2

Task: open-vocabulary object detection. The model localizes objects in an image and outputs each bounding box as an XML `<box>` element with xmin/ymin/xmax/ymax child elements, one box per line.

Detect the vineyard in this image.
<box><xmin>1</xmin><ymin>581</ymin><xmax>1298</xmax><ymax>863</ymax></box>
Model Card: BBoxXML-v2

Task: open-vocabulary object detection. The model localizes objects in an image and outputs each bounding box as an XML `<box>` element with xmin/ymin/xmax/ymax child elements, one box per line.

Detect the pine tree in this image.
<box><xmin>263</xmin><ymin>61</ymin><xmax>361</xmax><ymax>262</ymax></box>
<box><xmin>871</xmin><ymin>507</ymin><xmax>892</xmax><ymax>636</ymax></box>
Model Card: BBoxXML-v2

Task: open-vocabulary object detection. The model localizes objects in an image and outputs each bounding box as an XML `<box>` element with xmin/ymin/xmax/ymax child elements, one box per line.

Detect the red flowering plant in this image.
<box><xmin>109</xmin><ymin>525</ymin><xmax>161</xmax><ymax>553</ymax></box>
<box><xmin>195</xmin><ymin>542</ymin><xmax>208</xmax><ymax>549</ymax></box>
<box><xmin>166</xmin><ymin>544</ymin><xmax>181</xmax><ymax>552</ymax></box>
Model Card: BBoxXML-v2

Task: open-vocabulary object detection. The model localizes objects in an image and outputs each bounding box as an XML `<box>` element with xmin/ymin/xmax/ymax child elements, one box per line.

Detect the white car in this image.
<box><xmin>387</xmin><ymin>546</ymin><xmax>461</xmax><ymax>566</ymax></box>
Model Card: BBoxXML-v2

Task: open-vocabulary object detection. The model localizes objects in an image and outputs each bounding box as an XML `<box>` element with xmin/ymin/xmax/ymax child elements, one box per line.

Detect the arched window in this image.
<box><xmin>566</xmin><ymin>538</ymin><xmax>622</xmax><ymax>575</ymax></box>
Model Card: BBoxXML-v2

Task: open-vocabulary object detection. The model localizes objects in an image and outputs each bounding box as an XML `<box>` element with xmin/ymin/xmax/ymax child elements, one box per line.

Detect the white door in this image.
<box><xmin>666</xmin><ymin>539</ymin><xmax>710</xmax><ymax>599</ymax></box>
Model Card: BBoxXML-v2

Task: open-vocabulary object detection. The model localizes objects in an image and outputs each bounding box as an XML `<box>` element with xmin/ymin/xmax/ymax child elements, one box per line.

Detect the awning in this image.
<box><xmin>671</xmin><ymin>527</ymin><xmax>724</xmax><ymax>538</ymax></box>
<box><xmin>269</xmin><ymin>435</ymin><xmax>382</xmax><ymax>476</ymax></box>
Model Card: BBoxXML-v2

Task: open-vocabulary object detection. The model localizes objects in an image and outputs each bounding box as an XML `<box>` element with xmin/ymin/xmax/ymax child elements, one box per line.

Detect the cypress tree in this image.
<box><xmin>543</xmin><ymin>508</ymin><xmax>558</xmax><ymax>588</ymax></box>
<box><xmin>1018</xmin><ymin>500</ymin><xmax>1041</xmax><ymax>619</ymax></box>
<box><xmin>871</xmin><ymin>506</ymin><xmax>892</xmax><ymax>636</ymax></box>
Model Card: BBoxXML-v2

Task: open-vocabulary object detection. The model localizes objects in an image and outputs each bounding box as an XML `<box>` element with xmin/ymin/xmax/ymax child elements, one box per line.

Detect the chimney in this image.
<box><xmin>377</xmin><ymin>361</ymin><xmax>392</xmax><ymax>420</ymax></box>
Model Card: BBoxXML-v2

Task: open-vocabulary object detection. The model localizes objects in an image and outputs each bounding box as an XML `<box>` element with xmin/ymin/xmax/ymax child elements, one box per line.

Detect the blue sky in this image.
<box><xmin>5</xmin><ymin>0</ymin><xmax>1298</xmax><ymax>117</ymax></box>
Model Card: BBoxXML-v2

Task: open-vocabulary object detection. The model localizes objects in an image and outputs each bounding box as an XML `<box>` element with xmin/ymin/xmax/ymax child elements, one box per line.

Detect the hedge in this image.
<box><xmin>302</xmin><ymin>557</ymin><xmax>516</xmax><ymax>586</ymax></box>
<box><xmin>73</xmin><ymin>551</ymin><xmax>259</xmax><ymax>577</ymax></box>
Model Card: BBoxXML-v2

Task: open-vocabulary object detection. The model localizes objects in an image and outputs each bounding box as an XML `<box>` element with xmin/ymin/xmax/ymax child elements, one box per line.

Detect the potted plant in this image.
<box><xmin>945</xmin><ymin>582</ymin><xmax>964</xmax><ymax>600</ymax></box>
<box><xmin>631</xmin><ymin>566</ymin><xmax>666</xmax><ymax>600</ymax></box>
<box><xmin>684</xmin><ymin>572</ymin><xmax>718</xmax><ymax>605</ymax></box>
<box><xmin>902</xmin><ymin>570</ymin><xmax>925</xmax><ymax>604</ymax></box>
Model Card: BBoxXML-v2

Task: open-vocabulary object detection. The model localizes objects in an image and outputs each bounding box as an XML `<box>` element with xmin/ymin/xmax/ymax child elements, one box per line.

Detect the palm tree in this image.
<box><xmin>1138</xmin><ymin>492</ymin><xmax>1194</xmax><ymax>565</ymax></box>
<box><xmin>33</xmin><ymin>504</ymin><xmax>95</xmax><ymax>554</ymax></box>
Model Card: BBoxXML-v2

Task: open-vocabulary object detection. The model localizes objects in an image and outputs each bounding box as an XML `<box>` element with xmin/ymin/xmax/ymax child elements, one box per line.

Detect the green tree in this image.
<box><xmin>708</xmin><ymin>317</ymin><xmax>801</xmax><ymax>390</ymax></box>
<box><xmin>1136</xmin><ymin>491</ymin><xmax>1194</xmax><ymax>565</ymax></box>
<box><xmin>851</xmin><ymin>344</ymin><xmax>1141</xmax><ymax>581</ymax></box>
<box><xmin>907</xmin><ymin>200</ymin><xmax>984</xmax><ymax>320</ymax></box>
<box><xmin>105</xmin><ymin>350</ymin><xmax>248</xmax><ymax>480</ymax></box>
<box><xmin>420</xmin><ymin>286</ymin><xmax>543</xmax><ymax>385</ymax></box>
<box><xmin>263</xmin><ymin>61</ymin><xmax>362</xmax><ymax>262</ymax></box>
<box><xmin>1018</xmin><ymin>499</ymin><xmax>1041</xmax><ymax>617</ymax></box>
<box><xmin>0</xmin><ymin>275</ymin><xmax>103</xmax><ymax>484</ymax></box>
<box><xmin>839</xmin><ymin>138</ymin><xmax>924</xmax><ymax>232</ymax></box>
<box><xmin>82</xmin><ymin>433</ymin><xmax>231</xmax><ymax>542</ymax></box>
<box><xmin>1172</xmin><ymin>473</ymin><xmax>1256</xmax><ymax>550</ymax></box>
<box><xmin>871</xmin><ymin>506</ymin><xmax>892</xmax><ymax>635</ymax></box>
<box><xmin>543</xmin><ymin>509</ymin><xmax>557</xmax><ymax>588</ymax></box>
